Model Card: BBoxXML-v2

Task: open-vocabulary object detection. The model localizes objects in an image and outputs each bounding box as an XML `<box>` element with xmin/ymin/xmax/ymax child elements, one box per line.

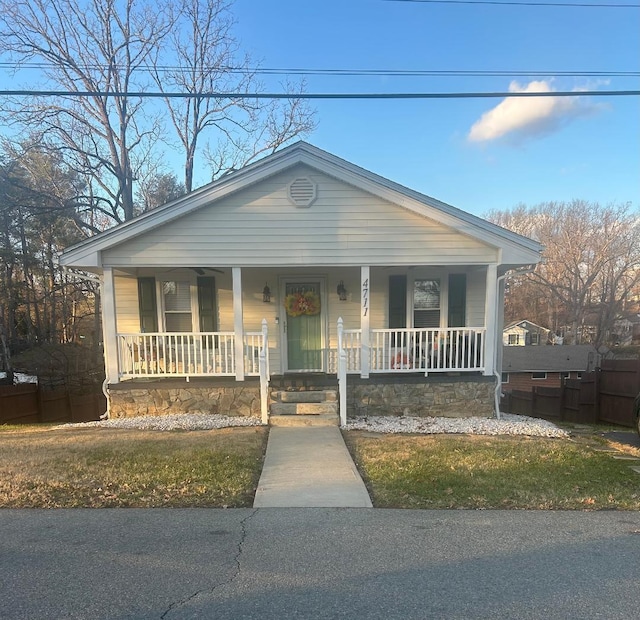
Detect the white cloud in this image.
<box><xmin>467</xmin><ymin>80</ymin><xmax>604</xmax><ymax>144</ymax></box>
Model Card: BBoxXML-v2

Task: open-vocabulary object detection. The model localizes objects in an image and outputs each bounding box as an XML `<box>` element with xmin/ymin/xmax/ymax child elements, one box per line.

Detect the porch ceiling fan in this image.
<box><xmin>190</xmin><ymin>267</ymin><xmax>225</xmax><ymax>275</ymax></box>
<box><xmin>166</xmin><ymin>267</ymin><xmax>225</xmax><ymax>274</ymax></box>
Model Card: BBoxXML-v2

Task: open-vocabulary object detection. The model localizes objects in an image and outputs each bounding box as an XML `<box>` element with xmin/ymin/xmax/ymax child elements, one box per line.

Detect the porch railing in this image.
<box><xmin>370</xmin><ymin>328</ymin><xmax>485</xmax><ymax>373</ymax></box>
<box><xmin>118</xmin><ymin>331</ymin><xmax>263</xmax><ymax>379</ymax></box>
<box><xmin>118</xmin><ymin>326</ymin><xmax>486</xmax><ymax>379</ymax></box>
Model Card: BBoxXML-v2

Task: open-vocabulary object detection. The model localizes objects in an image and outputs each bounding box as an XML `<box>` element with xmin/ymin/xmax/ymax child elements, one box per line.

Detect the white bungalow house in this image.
<box><xmin>60</xmin><ymin>142</ymin><xmax>542</xmax><ymax>425</ymax></box>
<box><xmin>503</xmin><ymin>320</ymin><xmax>555</xmax><ymax>346</ymax></box>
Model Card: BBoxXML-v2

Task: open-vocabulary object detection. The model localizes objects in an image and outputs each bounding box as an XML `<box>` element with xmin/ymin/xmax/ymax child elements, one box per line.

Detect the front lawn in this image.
<box><xmin>343</xmin><ymin>431</ymin><xmax>640</xmax><ymax>510</ymax></box>
<box><xmin>0</xmin><ymin>426</ymin><xmax>267</xmax><ymax>508</ymax></box>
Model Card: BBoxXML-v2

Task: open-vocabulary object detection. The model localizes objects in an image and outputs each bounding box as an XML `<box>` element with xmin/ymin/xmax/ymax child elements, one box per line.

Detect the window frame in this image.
<box><xmin>160</xmin><ymin>278</ymin><xmax>197</xmax><ymax>332</ymax></box>
<box><xmin>411</xmin><ymin>277</ymin><xmax>442</xmax><ymax>329</ymax></box>
<box><xmin>531</xmin><ymin>371</ymin><xmax>547</xmax><ymax>380</ymax></box>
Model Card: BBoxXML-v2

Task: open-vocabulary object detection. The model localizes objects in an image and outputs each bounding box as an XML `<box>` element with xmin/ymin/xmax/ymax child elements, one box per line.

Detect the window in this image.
<box><xmin>501</xmin><ymin>373</ymin><xmax>510</xmax><ymax>383</ymax></box>
<box><xmin>162</xmin><ymin>280</ymin><xmax>193</xmax><ymax>332</ymax></box>
<box><xmin>530</xmin><ymin>333</ymin><xmax>540</xmax><ymax>345</ymax></box>
<box><xmin>138</xmin><ymin>276</ymin><xmax>217</xmax><ymax>333</ymax></box>
<box><xmin>413</xmin><ymin>279</ymin><xmax>440</xmax><ymax>328</ymax></box>
<box><xmin>531</xmin><ymin>372</ymin><xmax>547</xmax><ymax>380</ymax></box>
<box><xmin>508</xmin><ymin>334</ymin><xmax>520</xmax><ymax>345</ymax></box>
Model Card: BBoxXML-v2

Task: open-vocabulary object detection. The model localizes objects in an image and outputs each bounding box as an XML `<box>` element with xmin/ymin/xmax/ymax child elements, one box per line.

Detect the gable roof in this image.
<box><xmin>503</xmin><ymin>345</ymin><xmax>599</xmax><ymax>373</ymax></box>
<box><xmin>504</xmin><ymin>320</ymin><xmax>553</xmax><ymax>333</ymax></box>
<box><xmin>60</xmin><ymin>141</ymin><xmax>543</xmax><ymax>268</ymax></box>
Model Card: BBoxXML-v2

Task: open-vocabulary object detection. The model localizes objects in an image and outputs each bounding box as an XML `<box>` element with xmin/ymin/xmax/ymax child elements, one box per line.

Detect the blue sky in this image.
<box><xmin>0</xmin><ymin>0</ymin><xmax>637</xmax><ymax>218</ymax></box>
<box><xmin>230</xmin><ymin>0</ymin><xmax>639</xmax><ymax>216</ymax></box>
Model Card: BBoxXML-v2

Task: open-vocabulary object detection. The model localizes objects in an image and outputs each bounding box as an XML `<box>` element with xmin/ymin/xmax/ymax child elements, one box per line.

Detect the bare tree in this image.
<box><xmin>488</xmin><ymin>201</ymin><xmax>640</xmax><ymax>346</ymax></box>
<box><xmin>0</xmin><ymin>0</ymin><xmax>174</xmax><ymax>224</ymax></box>
<box><xmin>153</xmin><ymin>0</ymin><xmax>316</xmax><ymax>191</ymax></box>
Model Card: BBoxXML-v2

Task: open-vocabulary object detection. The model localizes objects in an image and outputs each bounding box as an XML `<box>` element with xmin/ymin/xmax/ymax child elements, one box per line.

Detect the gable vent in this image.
<box><xmin>287</xmin><ymin>177</ymin><xmax>317</xmax><ymax>207</ymax></box>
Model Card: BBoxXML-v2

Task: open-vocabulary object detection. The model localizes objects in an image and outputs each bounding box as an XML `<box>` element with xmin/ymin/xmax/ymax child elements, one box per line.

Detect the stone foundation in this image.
<box><xmin>347</xmin><ymin>376</ymin><xmax>496</xmax><ymax>418</ymax></box>
<box><xmin>108</xmin><ymin>382</ymin><xmax>261</xmax><ymax>418</ymax></box>
<box><xmin>107</xmin><ymin>375</ymin><xmax>495</xmax><ymax>420</ymax></box>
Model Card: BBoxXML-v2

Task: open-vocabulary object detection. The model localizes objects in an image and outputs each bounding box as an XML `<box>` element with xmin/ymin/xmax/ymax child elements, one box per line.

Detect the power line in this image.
<box><xmin>386</xmin><ymin>0</ymin><xmax>640</xmax><ymax>7</ymax></box>
<box><xmin>1</xmin><ymin>61</ymin><xmax>638</xmax><ymax>77</ymax></box>
<box><xmin>1</xmin><ymin>89</ymin><xmax>638</xmax><ymax>99</ymax></box>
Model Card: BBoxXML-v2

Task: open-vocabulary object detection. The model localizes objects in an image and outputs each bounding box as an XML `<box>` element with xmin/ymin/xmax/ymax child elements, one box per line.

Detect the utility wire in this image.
<box><xmin>1</xmin><ymin>89</ymin><xmax>638</xmax><ymax>99</ymax></box>
<box><xmin>1</xmin><ymin>61</ymin><xmax>638</xmax><ymax>77</ymax></box>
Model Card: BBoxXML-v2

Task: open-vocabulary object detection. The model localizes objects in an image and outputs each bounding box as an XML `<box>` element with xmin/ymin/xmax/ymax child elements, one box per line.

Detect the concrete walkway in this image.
<box><xmin>253</xmin><ymin>426</ymin><xmax>373</xmax><ymax>507</ymax></box>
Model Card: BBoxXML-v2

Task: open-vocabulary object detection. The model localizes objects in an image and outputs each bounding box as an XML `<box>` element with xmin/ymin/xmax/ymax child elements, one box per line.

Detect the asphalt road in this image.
<box><xmin>2</xmin><ymin>509</ymin><xmax>640</xmax><ymax>619</ymax></box>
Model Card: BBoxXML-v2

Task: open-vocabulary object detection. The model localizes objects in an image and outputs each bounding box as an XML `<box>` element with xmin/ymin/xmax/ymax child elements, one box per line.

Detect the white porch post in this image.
<box><xmin>360</xmin><ymin>266</ymin><xmax>370</xmax><ymax>378</ymax></box>
<box><xmin>102</xmin><ymin>267</ymin><xmax>120</xmax><ymax>384</ymax></box>
<box><xmin>337</xmin><ymin>317</ymin><xmax>347</xmax><ymax>426</ymax></box>
<box><xmin>232</xmin><ymin>267</ymin><xmax>245</xmax><ymax>381</ymax></box>
<box><xmin>483</xmin><ymin>263</ymin><xmax>498</xmax><ymax>376</ymax></box>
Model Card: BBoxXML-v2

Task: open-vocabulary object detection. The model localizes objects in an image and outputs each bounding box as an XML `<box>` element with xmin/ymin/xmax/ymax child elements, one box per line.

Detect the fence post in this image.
<box><xmin>36</xmin><ymin>385</ymin><xmax>44</xmax><ymax>423</ymax></box>
<box><xmin>593</xmin><ymin>367</ymin><xmax>601</xmax><ymax>424</ymax></box>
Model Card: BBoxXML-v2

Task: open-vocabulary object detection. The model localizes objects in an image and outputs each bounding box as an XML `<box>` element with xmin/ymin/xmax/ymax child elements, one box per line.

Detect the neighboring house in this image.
<box><xmin>60</xmin><ymin>142</ymin><xmax>542</xmax><ymax>424</ymax></box>
<box><xmin>611</xmin><ymin>314</ymin><xmax>640</xmax><ymax>346</ymax></box>
<box><xmin>501</xmin><ymin>344</ymin><xmax>599</xmax><ymax>392</ymax></box>
<box><xmin>503</xmin><ymin>320</ymin><xmax>554</xmax><ymax>346</ymax></box>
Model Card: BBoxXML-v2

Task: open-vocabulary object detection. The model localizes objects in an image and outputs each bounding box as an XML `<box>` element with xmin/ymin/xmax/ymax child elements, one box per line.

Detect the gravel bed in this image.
<box><xmin>58</xmin><ymin>412</ymin><xmax>567</xmax><ymax>437</ymax></box>
<box><xmin>58</xmin><ymin>414</ymin><xmax>263</xmax><ymax>431</ymax></box>
<box><xmin>346</xmin><ymin>413</ymin><xmax>568</xmax><ymax>438</ymax></box>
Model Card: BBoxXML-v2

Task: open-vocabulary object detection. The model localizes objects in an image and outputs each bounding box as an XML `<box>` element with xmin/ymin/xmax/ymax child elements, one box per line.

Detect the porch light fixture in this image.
<box><xmin>337</xmin><ymin>280</ymin><xmax>347</xmax><ymax>301</ymax></box>
<box><xmin>263</xmin><ymin>283</ymin><xmax>272</xmax><ymax>303</ymax></box>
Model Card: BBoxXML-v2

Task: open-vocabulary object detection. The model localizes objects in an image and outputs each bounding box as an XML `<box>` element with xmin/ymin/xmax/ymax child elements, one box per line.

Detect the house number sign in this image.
<box><xmin>362</xmin><ymin>278</ymin><xmax>369</xmax><ymax>317</ymax></box>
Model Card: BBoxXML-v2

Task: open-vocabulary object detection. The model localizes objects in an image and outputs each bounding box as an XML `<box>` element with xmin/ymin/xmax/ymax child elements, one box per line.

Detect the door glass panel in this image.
<box><xmin>285</xmin><ymin>282</ymin><xmax>322</xmax><ymax>371</ymax></box>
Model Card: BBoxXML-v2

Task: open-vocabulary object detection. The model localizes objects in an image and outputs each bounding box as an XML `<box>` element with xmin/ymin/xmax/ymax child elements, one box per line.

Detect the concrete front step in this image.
<box><xmin>270</xmin><ymin>402</ymin><xmax>338</xmax><ymax>416</ymax></box>
<box><xmin>269</xmin><ymin>413</ymin><xmax>340</xmax><ymax>427</ymax></box>
<box><xmin>271</xmin><ymin>390</ymin><xmax>338</xmax><ymax>403</ymax></box>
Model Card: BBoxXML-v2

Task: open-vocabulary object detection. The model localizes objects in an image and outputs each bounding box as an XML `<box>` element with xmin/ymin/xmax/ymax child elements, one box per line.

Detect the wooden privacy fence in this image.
<box><xmin>0</xmin><ymin>384</ymin><xmax>105</xmax><ymax>425</ymax></box>
<box><xmin>501</xmin><ymin>358</ymin><xmax>640</xmax><ymax>427</ymax></box>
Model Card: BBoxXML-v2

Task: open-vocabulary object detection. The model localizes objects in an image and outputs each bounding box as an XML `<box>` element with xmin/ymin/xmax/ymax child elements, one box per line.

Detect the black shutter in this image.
<box><xmin>197</xmin><ymin>277</ymin><xmax>217</xmax><ymax>332</ymax></box>
<box><xmin>448</xmin><ymin>274</ymin><xmax>466</xmax><ymax>327</ymax></box>
<box><xmin>137</xmin><ymin>277</ymin><xmax>158</xmax><ymax>333</ymax></box>
<box><xmin>388</xmin><ymin>275</ymin><xmax>407</xmax><ymax>328</ymax></box>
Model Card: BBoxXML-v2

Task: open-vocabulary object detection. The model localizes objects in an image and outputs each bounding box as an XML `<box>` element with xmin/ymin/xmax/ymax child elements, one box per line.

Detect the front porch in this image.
<box><xmin>110</xmin><ymin>323</ymin><xmax>493</xmax><ymax>424</ymax></box>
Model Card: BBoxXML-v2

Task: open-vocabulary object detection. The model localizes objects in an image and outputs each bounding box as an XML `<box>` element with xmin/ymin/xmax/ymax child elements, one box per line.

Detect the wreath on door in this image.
<box><xmin>285</xmin><ymin>291</ymin><xmax>321</xmax><ymax>317</ymax></box>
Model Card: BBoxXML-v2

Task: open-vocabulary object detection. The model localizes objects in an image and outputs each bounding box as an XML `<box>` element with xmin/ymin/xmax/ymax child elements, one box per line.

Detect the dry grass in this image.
<box><xmin>344</xmin><ymin>431</ymin><xmax>640</xmax><ymax>510</ymax></box>
<box><xmin>0</xmin><ymin>425</ymin><xmax>267</xmax><ymax>508</ymax></box>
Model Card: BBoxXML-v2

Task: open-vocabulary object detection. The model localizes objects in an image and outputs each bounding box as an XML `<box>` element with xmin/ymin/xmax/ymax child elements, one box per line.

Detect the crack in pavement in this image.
<box><xmin>160</xmin><ymin>508</ymin><xmax>259</xmax><ymax>619</ymax></box>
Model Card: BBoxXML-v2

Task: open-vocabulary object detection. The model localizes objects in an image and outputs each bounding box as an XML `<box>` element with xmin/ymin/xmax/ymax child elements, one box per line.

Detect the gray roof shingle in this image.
<box><xmin>502</xmin><ymin>345</ymin><xmax>598</xmax><ymax>373</ymax></box>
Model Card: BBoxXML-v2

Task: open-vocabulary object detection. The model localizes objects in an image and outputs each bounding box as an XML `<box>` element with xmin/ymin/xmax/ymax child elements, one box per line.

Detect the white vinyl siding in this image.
<box><xmin>114</xmin><ymin>274</ymin><xmax>142</xmax><ymax>332</ymax></box>
<box><xmin>102</xmin><ymin>166</ymin><xmax>498</xmax><ymax>268</ymax></box>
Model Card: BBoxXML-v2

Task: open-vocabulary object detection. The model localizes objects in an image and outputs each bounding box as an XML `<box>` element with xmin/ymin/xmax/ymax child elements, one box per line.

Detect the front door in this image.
<box><xmin>282</xmin><ymin>279</ymin><xmax>325</xmax><ymax>372</ymax></box>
